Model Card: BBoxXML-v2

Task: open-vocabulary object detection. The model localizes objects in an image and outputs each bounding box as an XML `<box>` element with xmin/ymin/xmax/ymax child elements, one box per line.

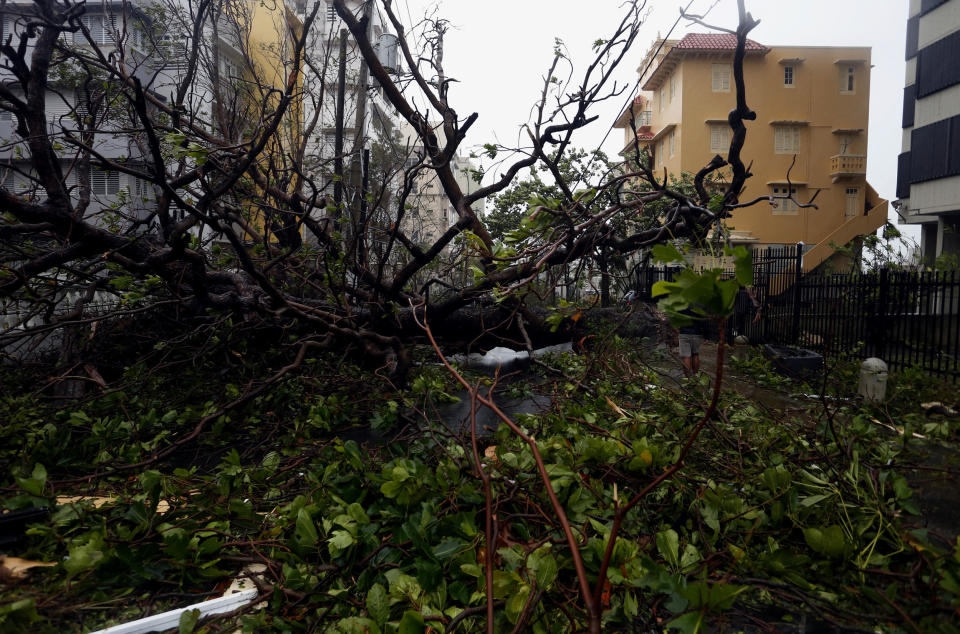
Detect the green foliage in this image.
<box><xmin>652</xmin><ymin>245</ymin><xmax>752</xmax><ymax>327</ymax></box>
<box><xmin>729</xmin><ymin>352</ymin><xmax>794</xmax><ymax>389</ymax></box>
<box><xmin>485</xmin><ymin>148</ymin><xmax>613</xmax><ymax>241</ymax></box>
<box><xmin>1</xmin><ymin>322</ymin><xmax>959</xmax><ymax>632</ymax></box>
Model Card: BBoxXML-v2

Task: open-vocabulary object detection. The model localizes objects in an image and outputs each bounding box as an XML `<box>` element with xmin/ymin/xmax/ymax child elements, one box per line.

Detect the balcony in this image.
<box><xmin>829</xmin><ymin>154</ymin><xmax>866</xmax><ymax>181</ymax></box>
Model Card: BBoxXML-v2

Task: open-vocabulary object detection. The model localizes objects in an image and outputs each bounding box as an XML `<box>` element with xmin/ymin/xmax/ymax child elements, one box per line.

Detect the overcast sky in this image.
<box><xmin>396</xmin><ymin>0</ymin><xmax>911</xmax><ymax>235</ymax></box>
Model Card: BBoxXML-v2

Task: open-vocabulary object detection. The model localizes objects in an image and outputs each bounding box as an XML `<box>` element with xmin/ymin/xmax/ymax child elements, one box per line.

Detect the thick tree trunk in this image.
<box><xmin>380</xmin><ymin>304</ymin><xmax>664</xmax><ymax>353</ymax></box>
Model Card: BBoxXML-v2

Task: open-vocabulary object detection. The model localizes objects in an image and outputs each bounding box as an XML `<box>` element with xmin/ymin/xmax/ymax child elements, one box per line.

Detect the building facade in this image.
<box><xmin>897</xmin><ymin>0</ymin><xmax>960</xmax><ymax>265</ymax></box>
<box><xmin>303</xmin><ymin>1</ymin><xmax>400</xmax><ymax>199</ymax></box>
<box><xmin>0</xmin><ymin>0</ymin><xmax>303</xmax><ymax>233</ymax></box>
<box><xmin>396</xmin><ymin>120</ymin><xmax>485</xmax><ymax>247</ymax></box>
<box><xmin>617</xmin><ymin>33</ymin><xmax>888</xmax><ymax>272</ymax></box>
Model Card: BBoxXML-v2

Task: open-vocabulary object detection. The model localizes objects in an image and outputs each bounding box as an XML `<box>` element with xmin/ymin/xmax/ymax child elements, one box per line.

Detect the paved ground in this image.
<box><xmin>650</xmin><ymin>340</ymin><xmax>814</xmax><ymax>413</ymax></box>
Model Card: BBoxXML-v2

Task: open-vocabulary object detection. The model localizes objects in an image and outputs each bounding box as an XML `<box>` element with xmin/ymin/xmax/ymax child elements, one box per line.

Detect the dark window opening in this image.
<box><xmin>902</xmin><ymin>84</ymin><xmax>916</xmax><ymax>129</ymax></box>
<box><xmin>917</xmin><ymin>30</ymin><xmax>960</xmax><ymax>98</ymax></box>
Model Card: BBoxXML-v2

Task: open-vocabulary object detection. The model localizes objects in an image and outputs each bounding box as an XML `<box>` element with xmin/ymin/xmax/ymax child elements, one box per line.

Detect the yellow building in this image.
<box><xmin>617</xmin><ymin>34</ymin><xmax>888</xmax><ymax>272</ymax></box>
<box><xmin>217</xmin><ymin>0</ymin><xmax>305</xmax><ymax>241</ymax></box>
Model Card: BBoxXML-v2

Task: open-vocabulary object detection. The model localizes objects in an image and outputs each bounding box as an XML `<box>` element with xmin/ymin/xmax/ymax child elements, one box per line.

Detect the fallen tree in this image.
<box><xmin>0</xmin><ymin>0</ymin><xmax>803</xmax><ymax>383</ymax></box>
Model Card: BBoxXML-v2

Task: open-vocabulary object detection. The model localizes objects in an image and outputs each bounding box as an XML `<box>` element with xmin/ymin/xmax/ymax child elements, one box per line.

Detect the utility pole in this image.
<box><xmin>333</xmin><ymin>28</ymin><xmax>348</xmax><ymax>209</ymax></box>
<box><xmin>348</xmin><ymin>0</ymin><xmax>374</xmax><ymax>225</ymax></box>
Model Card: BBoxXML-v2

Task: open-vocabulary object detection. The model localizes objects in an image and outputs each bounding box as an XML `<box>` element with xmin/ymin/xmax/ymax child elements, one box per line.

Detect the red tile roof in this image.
<box><xmin>672</xmin><ymin>33</ymin><xmax>767</xmax><ymax>52</ymax></box>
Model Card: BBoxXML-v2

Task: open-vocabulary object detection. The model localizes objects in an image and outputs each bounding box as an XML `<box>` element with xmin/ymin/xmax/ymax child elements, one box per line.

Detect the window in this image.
<box><xmin>921</xmin><ymin>0</ymin><xmax>949</xmax><ymax>15</ymax></box>
<box><xmin>74</xmin><ymin>87</ymin><xmax>91</xmax><ymax>126</ymax></box>
<box><xmin>774</xmin><ymin>126</ymin><xmax>800</xmax><ymax>154</ymax></box>
<box><xmin>772</xmin><ymin>186</ymin><xmax>798</xmax><ymax>214</ymax></box>
<box><xmin>0</xmin><ymin>166</ymin><xmax>13</xmax><ymax>191</ymax></box>
<box><xmin>897</xmin><ymin>151</ymin><xmax>911</xmax><ymax>199</ymax></box>
<box><xmin>658</xmin><ymin>88</ymin><xmax>664</xmax><ymax>113</ymax></box>
<box><xmin>0</xmin><ymin>110</ymin><xmax>11</xmax><ymax>123</ymax></box>
<box><xmin>908</xmin><ymin>114</ymin><xmax>960</xmax><ymax>183</ymax></box>
<box><xmin>784</xmin><ymin>65</ymin><xmax>794</xmax><ymax>86</ymax></box>
<box><xmin>326</xmin><ymin>1</ymin><xmax>337</xmax><ymax>21</ymax></box>
<box><xmin>712</xmin><ymin>63</ymin><xmax>731</xmax><ymax>92</ymax></box>
<box><xmin>710</xmin><ymin>124</ymin><xmax>730</xmax><ymax>153</ymax></box>
<box><xmin>845</xmin><ymin>187</ymin><xmax>859</xmax><ymax>218</ymax></box>
<box><xmin>838</xmin><ymin>134</ymin><xmax>852</xmax><ymax>155</ymax></box>
<box><xmin>130</xmin><ymin>23</ymin><xmax>145</xmax><ymax>49</ymax></box>
<box><xmin>906</xmin><ymin>14</ymin><xmax>919</xmax><ymax>59</ymax></box>
<box><xmin>668</xmin><ymin>131</ymin><xmax>675</xmax><ymax>157</ymax></box>
<box><xmin>219</xmin><ymin>56</ymin><xmax>241</xmax><ymax>89</ymax></box>
<box><xmin>3</xmin><ymin>170</ymin><xmax>45</xmax><ymax>198</ymax></box>
<box><xmin>0</xmin><ymin>15</ymin><xmax>10</xmax><ymax>44</ymax></box>
<box><xmin>916</xmin><ymin>30</ymin><xmax>960</xmax><ymax>98</ymax></box>
<box><xmin>322</xmin><ymin>133</ymin><xmax>339</xmax><ymax>155</ymax></box>
<box><xmin>840</xmin><ymin>66</ymin><xmax>855</xmax><ymax>93</ymax></box>
<box><xmin>90</xmin><ymin>167</ymin><xmax>120</xmax><ymax>196</ymax></box>
<box><xmin>46</xmin><ymin>99</ymin><xmax>72</xmax><ymax>131</ymax></box>
<box><xmin>657</xmin><ymin>141</ymin><xmax>663</xmax><ymax>166</ymax></box>
<box><xmin>79</xmin><ymin>14</ymin><xmax>118</xmax><ymax>46</ymax></box>
<box><xmin>669</xmin><ymin>74</ymin><xmax>677</xmax><ymax>102</ymax></box>
<box><xmin>902</xmin><ymin>84</ymin><xmax>916</xmax><ymax>128</ymax></box>
<box><xmin>133</xmin><ymin>177</ymin><xmax>151</xmax><ymax>201</ymax></box>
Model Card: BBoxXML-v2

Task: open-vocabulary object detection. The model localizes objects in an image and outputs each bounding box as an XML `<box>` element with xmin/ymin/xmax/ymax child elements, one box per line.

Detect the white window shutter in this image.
<box><xmin>46</xmin><ymin>96</ymin><xmax>72</xmax><ymax>130</ymax></box>
<box><xmin>82</xmin><ymin>15</ymin><xmax>100</xmax><ymax>44</ymax></box>
<box><xmin>710</xmin><ymin>125</ymin><xmax>729</xmax><ymax>153</ymax></box>
<box><xmin>90</xmin><ymin>166</ymin><xmax>104</xmax><ymax>195</ymax></box>
<box><xmin>712</xmin><ymin>64</ymin><xmax>731</xmax><ymax>92</ymax></box>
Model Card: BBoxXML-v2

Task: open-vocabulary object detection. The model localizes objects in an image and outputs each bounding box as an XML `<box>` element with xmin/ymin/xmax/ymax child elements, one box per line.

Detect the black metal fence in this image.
<box><xmin>634</xmin><ymin>245</ymin><xmax>803</xmax><ymax>303</ymax></box>
<box><xmin>636</xmin><ymin>245</ymin><xmax>960</xmax><ymax>380</ymax></box>
<box><xmin>759</xmin><ymin>269</ymin><xmax>960</xmax><ymax>380</ymax></box>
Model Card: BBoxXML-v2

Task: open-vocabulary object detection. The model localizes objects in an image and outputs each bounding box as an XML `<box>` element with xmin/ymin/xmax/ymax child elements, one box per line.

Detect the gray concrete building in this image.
<box><xmin>897</xmin><ymin>0</ymin><xmax>960</xmax><ymax>264</ymax></box>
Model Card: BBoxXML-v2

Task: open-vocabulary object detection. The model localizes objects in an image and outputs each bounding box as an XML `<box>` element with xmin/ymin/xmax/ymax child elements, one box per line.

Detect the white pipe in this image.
<box><xmin>88</xmin><ymin>587</ymin><xmax>257</xmax><ymax>634</ymax></box>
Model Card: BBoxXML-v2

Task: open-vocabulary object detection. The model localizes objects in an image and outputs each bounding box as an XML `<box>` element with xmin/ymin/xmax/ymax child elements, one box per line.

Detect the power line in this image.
<box><xmin>575</xmin><ymin>0</ymin><xmax>726</xmax><ymax>189</ymax></box>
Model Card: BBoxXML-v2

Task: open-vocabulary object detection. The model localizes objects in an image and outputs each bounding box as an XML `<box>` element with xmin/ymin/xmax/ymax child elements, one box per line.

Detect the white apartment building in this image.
<box><xmin>396</xmin><ymin>120</ymin><xmax>484</xmax><ymax>247</ymax></box>
<box><xmin>302</xmin><ymin>1</ymin><xmax>400</xmax><ymax>201</ymax></box>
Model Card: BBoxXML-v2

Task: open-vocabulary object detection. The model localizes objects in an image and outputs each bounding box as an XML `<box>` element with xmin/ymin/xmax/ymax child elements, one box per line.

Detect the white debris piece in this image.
<box><xmin>88</xmin><ymin>565</ymin><xmax>266</xmax><ymax>634</ymax></box>
<box><xmin>451</xmin><ymin>343</ymin><xmax>573</xmax><ymax>371</ymax></box>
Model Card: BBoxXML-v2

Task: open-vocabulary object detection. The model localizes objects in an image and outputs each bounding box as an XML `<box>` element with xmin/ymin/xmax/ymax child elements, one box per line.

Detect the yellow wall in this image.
<box><xmin>641</xmin><ymin>45</ymin><xmax>882</xmax><ymax>251</ymax></box>
<box><xmin>246</xmin><ymin>0</ymin><xmax>303</xmax><ymax>149</ymax></box>
<box><xmin>233</xmin><ymin>0</ymin><xmax>304</xmax><ymax>238</ymax></box>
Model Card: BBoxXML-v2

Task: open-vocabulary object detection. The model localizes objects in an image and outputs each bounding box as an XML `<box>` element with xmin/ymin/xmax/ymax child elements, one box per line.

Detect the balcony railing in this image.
<box><xmin>829</xmin><ymin>154</ymin><xmax>866</xmax><ymax>178</ymax></box>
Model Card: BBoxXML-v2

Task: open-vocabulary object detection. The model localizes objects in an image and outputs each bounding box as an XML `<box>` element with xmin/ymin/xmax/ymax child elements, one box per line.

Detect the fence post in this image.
<box><xmin>875</xmin><ymin>268</ymin><xmax>889</xmax><ymax>360</ymax></box>
<box><xmin>792</xmin><ymin>243</ymin><xmax>803</xmax><ymax>343</ymax></box>
<box><xmin>762</xmin><ymin>250</ymin><xmax>772</xmax><ymax>342</ymax></box>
